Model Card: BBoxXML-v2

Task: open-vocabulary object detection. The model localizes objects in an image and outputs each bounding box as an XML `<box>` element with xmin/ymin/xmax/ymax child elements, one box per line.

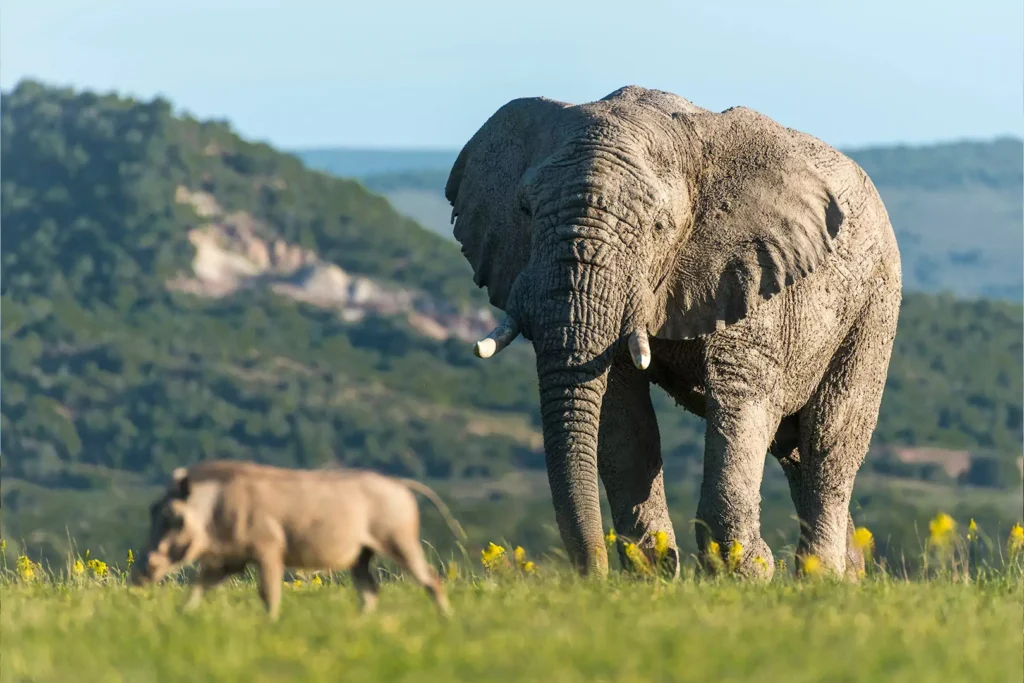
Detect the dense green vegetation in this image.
<box><xmin>1</xmin><ymin>81</ymin><xmax>1021</xmax><ymax>569</ymax></box>
<box><xmin>1</xmin><ymin>80</ymin><xmax>537</xmax><ymax>483</ymax></box>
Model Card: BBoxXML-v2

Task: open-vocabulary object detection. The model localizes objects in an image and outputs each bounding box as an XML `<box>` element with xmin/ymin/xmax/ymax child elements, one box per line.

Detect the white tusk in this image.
<box><xmin>473</xmin><ymin>316</ymin><xmax>520</xmax><ymax>359</ymax></box>
<box><xmin>628</xmin><ymin>329</ymin><xmax>651</xmax><ymax>370</ymax></box>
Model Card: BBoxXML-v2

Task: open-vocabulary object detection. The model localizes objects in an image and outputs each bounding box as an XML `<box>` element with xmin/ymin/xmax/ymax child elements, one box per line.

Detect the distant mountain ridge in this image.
<box><xmin>295</xmin><ymin>138</ymin><xmax>1024</xmax><ymax>301</ymax></box>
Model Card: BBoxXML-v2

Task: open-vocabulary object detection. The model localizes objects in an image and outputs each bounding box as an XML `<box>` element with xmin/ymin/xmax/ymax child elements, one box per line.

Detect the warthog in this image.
<box><xmin>130</xmin><ymin>460</ymin><xmax>464</xmax><ymax>619</ymax></box>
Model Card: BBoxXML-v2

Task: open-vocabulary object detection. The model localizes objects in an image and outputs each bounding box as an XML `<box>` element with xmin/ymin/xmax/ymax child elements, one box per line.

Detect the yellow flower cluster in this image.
<box><xmin>1009</xmin><ymin>523</ymin><xmax>1024</xmax><ymax>556</ymax></box>
<box><xmin>727</xmin><ymin>540</ymin><xmax>743</xmax><ymax>572</ymax></box>
<box><xmin>513</xmin><ymin>546</ymin><xmax>537</xmax><ymax>574</ymax></box>
<box><xmin>853</xmin><ymin>527</ymin><xmax>874</xmax><ymax>553</ymax></box>
<box><xmin>801</xmin><ymin>554</ymin><xmax>823</xmax><ymax>577</ymax></box>
<box><xmin>653</xmin><ymin>531</ymin><xmax>669</xmax><ymax>562</ymax></box>
<box><xmin>480</xmin><ymin>542</ymin><xmax>507</xmax><ymax>573</ymax></box>
<box><xmin>929</xmin><ymin>513</ymin><xmax>956</xmax><ymax>548</ymax></box>
<box><xmin>623</xmin><ymin>542</ymin><xmax>653</xmax><ymax>575</ymax></box>
<box><xmin>87</xmin><ymin>558</ymin><xmax>108</xmax><ymax>578</ymax></box>
<box><xmin>605</xmin><ymin>529</ymin><xmax>617</xmax><ymax>548</ymax></box>
<box><xmin>705</xmin><ymin>540</ymin><xmax>724</xmax><ymax>573</ymax></box>
<box><xmin>17</xmin><ymin>555</ymin><xmax>38</xmax><ymax>582</ymax></box>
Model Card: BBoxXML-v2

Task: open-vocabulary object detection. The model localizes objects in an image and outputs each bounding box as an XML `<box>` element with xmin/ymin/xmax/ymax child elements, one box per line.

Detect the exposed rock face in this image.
<box><xmin>167</xmin><ymin>186</ymin><xmax>497</xmax><ymax>342</ymax></box>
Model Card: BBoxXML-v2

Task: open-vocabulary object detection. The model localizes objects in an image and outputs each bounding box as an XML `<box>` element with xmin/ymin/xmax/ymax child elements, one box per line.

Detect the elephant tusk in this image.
<box><xmin>628</xmin><ymin>329</ymin><xmax>651</xmax><ymax>370</ymax></box>
<box><xmin>474</xmin><ymin>316</ymin><xmax>520</xmax><ymax>359</ymax></box>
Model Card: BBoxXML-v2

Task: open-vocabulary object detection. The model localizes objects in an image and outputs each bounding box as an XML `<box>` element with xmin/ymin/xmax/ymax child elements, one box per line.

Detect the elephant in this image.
<box><xmin>445</xmin><ymin>85</ymin><xmax>901</xmax><ymax>580</ymax></box>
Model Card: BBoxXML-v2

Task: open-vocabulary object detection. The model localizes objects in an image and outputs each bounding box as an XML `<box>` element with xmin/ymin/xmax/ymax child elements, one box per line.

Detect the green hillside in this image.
<box><xmin>1</xmin><ymin>80</ymin><xmax>537</xmax><ymax>483</ymax></box>
<box><xmin>2</xmin><ymin>80</ymin><xmax>1021</xmax><ymax>495</ymax></box>
<box><xmin>297</xmin><ymin>139</ymin><xmax>1024</xmax><ymax>301</ymax></box>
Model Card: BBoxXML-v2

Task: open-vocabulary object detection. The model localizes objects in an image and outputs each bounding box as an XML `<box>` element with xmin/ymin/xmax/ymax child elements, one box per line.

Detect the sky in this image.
<box><xmin>2</xmin><ymin>1</ymin><xmax>1021</xmax><ymax>151</ymax></box>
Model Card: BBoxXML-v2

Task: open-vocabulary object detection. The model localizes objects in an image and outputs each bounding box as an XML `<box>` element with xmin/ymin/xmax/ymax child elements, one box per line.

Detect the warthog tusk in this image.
<box><xmin>473</xmin><ymin>316</ymin><xmax>520</xmax><ymax>359</ymax></box>
<box><xmin>628</xmin><ymin>329</ymin><xmax>651</xmax><ymax>370</ymax></box>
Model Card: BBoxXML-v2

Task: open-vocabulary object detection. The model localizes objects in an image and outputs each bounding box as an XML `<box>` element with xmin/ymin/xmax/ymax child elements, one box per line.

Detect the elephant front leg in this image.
<box><xmin>697</xmin><ymin>396</ymin><xmax>777</xmax><ymax>579</ymax></box>
<box><xmin>597</xmin><ymin>362</ymin><xmax>679</xmax><ymax>578</ymax></box>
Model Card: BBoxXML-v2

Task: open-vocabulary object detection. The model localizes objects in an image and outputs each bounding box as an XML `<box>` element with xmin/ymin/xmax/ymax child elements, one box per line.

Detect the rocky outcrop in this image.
<box><xmin>167</xmin><ymin>186</ymin><xmax>497</xmax><ymax>342</ymax></box>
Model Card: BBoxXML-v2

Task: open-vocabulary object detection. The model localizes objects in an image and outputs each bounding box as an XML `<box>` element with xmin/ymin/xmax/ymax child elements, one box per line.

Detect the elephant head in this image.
<box><xmin>446</xmin><ymin>86</ymin><xmax>844</xmax><ymax>575</ymax></box>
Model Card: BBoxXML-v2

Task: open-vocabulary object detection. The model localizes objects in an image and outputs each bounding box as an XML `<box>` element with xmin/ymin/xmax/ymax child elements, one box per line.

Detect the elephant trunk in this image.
<box><xmin>527</xmin><ymin>235</ymin><xmax>642</xmax><ymax>576</ymax></box>
<box><xmin>536</xmin><ymin>357</ymin><xmax>611</xmax><ymax>575</ymax></box>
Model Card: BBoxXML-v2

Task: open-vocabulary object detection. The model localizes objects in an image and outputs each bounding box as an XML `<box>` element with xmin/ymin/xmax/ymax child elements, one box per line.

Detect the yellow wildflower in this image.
<box><xmin>704</xmin><ymin>541</ymin><xmax>724</xmax><ymax>573</ymax></box>
<box><xmin>727</xmin><ymin>540</ymin><xmax>743</xmax><ymax>572</ymax></box>
<box><xmin>801</xmin><ymin>554</ymin><xmax>823</xmax><ymax>578</ymax></box>
<box><xmin>446</xmin><ymin>560</ymin><xmax>460</xmax><ymax>582</ymax></box>
<box><xmin>929</xmin><ymin>512</ymin><xmax>956</xmax><ymax>547</ymax></box>
<box><xmin>86</xmin><ymin>558</ymin><xmax>108</xmax><ymax>578</ymax></box>
<box><xmin>967</xmin><ymin>518</ymin><xmax>978</xmax><ymax>541</ymax></box>
<box><xmin>1008</xmin><ymin>523</ymin><xmax>1024</xmax><ymax>556</ymax></box>
<box><xmin>512</xmin><ymin>545</ymin><xmax>535</xmax><ymax>573</ymax></box>
<box><xmin>605</xmin><ymin>529</ymin><xmax>617</xmax><ymax>547</ymax></box>
<box><xmin>289</xmin><ymin>579</ymin><xmax>303</xmax><ymax>588</ymax></box>
<box><xmin>481</xmin><ymin>542</ymin><xmax>507</xmax><ymax>572</ymax></box>
<box><xmin>1</xmin><ymin>539</ymin><xmax>6</xmax><ymax>553</ymax></box>
<box><xmin>16</xmin><ymin>555</ymin><xmax>36</xmax><ymax>582</ymax></box>
<box><xmin>776</xmin><ymin>558</ymin><xmax>787</xmax><ymax>575</ymax></box>
<box><xmin>653</xmin><ymin>531</ymin><xmax>670</xmax><ymax>564</ymax></box>
<box><xmin>126</xmin><ymin>549</ymin><xmax>135</xmax><ymax>572</ymax></box>
<box><xmin>852</xmin><ymin>527</ymin><xmax>874</xmax><ymax>553</ymax></box>
<box><xmin>753</xmin><ymin>556</ymin><xmax>768</xmax><ymax>572</ymax></box>
<box><xmin>623</xmin><ymin>542</ymin><xmax>653</xmax><ymax>575</ymax></box>
<box><xmin>311</xmin><ymin>574</ymin><xmax>323</xmax><ymax>586</ymax></box>
<box><xmin>72</xmin><ymin>559</ymin><xmax>85</xmax><ymax>577</ymax></box>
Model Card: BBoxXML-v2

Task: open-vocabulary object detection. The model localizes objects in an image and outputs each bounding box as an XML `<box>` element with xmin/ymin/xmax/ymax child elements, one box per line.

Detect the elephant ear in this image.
<box><xmin>652</xmin><ymin>108</ymin><xmax>845</xmax><ymax>339</ymax></box>
<box><xmin>446</xmin><ymin>96</ymin><xmax>569</xmax><ymax>311</ymax></box>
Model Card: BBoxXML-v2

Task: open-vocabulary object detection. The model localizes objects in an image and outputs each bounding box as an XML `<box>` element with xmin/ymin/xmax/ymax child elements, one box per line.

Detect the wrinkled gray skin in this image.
<box><xmin>446</xmin><ymin>86</ymin><xmax>901</xmax><ymax>579</ymax></box>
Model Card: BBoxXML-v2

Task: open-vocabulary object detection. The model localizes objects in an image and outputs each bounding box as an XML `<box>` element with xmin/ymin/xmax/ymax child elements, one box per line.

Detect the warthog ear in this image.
<box><xmin>171</xmin><ymin>467</ymin><xmax>191</xmax><ymax>499</ymax></box>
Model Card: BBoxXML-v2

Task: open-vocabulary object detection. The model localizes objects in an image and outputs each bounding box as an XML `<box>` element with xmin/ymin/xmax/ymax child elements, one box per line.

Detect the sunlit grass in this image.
<box><xmin>2</xmin><ymin>514</ymin><xmax>1022</xmax><ymax>682</ymax></box>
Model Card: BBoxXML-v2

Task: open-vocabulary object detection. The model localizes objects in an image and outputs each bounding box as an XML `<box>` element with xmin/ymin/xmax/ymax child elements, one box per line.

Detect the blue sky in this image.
<box><xmin>3</xmin><ymin>1</ymin><xmax>1021</xmax><ymax>150</ymax></box>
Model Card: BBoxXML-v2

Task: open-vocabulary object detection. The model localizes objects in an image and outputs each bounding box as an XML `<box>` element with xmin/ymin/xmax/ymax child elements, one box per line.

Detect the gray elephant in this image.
<box><xmin>446</xmin><ymin>86</ymin><xmax>901</xmax><ymax>579</ymax></box>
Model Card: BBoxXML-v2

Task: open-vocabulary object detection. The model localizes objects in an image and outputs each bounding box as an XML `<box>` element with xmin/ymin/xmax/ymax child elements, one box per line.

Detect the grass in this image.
<box><xmin>3</xmin><ymin>531</ymin><xmax>1023</xmax><ymax>683</ymax></box>
<box><xmin>2</xmin><ymin>573</ymin><xmax>1022</xmax><ymax>682</ymax></box>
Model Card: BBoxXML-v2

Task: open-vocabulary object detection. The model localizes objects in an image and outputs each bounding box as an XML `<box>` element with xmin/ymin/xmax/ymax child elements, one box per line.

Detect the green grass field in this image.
<box><xmin>3</xmin><ymin>559</ymin><xmax>1022</xmax><ymax>683</ymax></box>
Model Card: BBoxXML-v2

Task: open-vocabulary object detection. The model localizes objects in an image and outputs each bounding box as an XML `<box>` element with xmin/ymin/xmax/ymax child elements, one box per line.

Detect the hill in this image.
<box><xmin>1</xmin><ymin>80</ymin><xmax>1021</xmax><ymax>493</ymax></box>
<box><xmin>295</xmin><ymin>139</ymin><xmax>1023</xmax><ymax>301</ymax></box>
<box><xmin>1</xmin><ymin>80</ymin><xmax>538</xmax><ymax>484</ymax></box>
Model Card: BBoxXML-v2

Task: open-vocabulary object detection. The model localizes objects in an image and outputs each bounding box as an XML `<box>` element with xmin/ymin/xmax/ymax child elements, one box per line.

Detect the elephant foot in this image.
<box><xmin>797</xmin><ymin>518</ymin><xmax>866</xmax><ymax>581</ymax></box>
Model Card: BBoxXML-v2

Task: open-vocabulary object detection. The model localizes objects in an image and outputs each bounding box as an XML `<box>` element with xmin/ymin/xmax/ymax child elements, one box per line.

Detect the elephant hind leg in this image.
<box><xmin>769</xmin><ymin>429</ymin><xmax>864</xmax><ymax>579</ymax></box>
<box><xmin>791</xmin><ymin>297</ymin><xmax>898</xmax><ymax>578</ymax></box>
